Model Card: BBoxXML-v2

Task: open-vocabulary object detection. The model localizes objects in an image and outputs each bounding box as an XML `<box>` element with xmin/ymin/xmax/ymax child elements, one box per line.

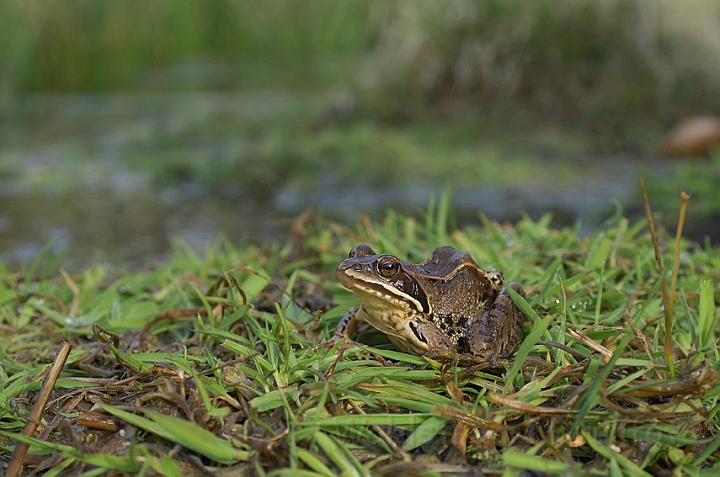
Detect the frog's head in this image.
<box><xmin>337</xmin><ymin>244</ymin><xmax>430</xmax><ymax>316</ymax></box>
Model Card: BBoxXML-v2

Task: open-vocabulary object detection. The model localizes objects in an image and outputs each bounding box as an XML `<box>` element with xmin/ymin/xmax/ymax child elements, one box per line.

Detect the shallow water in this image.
<box><xmin>0</xmin><ymin>91</ymin><xmax>673</xmax><ymax>271</ymax></box>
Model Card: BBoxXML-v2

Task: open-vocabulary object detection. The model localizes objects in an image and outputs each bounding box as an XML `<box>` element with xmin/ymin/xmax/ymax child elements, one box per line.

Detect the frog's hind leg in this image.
<box><xmin>468</xmin><ymin>282</ymin><xmax>526</xmax><ymax>361</ymax></box>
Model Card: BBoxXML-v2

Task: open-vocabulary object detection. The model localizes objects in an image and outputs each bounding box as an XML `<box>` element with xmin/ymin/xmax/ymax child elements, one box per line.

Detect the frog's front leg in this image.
<box><xmin>312</xmin><ymin>305</ymin><xmax>362</xmax><ymax>351</ymax></box>
<box><xmin>469</xmin><ymin>282</ymin><xmax>526</xmax><ymax>361</ymax></box>
<box><xmin>406</xmin><ymin>318</ymin><xmax>454</xmax><ymax>353</ymax></box>
<box><xmin>331</xmin><ymin>305</ymin><xmax>362</xmax><ymax>343</ymax></box>
<box><xmin>310</xmin><ymin>306</ymin><xmax>367</xmax><ymax>376</ymax></box>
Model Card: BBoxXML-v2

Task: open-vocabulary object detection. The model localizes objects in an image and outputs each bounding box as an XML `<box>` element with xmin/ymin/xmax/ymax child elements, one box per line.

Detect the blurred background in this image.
<box><xmin>2</xmin><ymin>0</ymin><xmax>720</xmax><ymax>270</ymax></box>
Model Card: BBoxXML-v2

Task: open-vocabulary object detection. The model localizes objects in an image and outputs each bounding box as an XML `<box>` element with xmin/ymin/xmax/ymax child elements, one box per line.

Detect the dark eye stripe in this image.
<box><xmin>396</xmin><ymin>272</ymin><xmax>429</xmax><ymax>313</ymax></box>
<box><xmin>409</xmin><ymin>321</ymin><xmax>427</xmax><ymax>343</ymax></box>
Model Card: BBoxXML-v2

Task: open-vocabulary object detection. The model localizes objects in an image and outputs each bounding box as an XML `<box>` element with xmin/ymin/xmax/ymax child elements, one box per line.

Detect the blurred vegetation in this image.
<box><xmin>3</xmin><ymin>0</ymin><xmax>720</xmax><ymax>135</ymax></box>
<box><xmin>363</xmin><ymin>1</ymin><xmax>720</xmax><ymax>134</ymax></box>
<box><xmin>0</xmin><ymin>0</ymin><xmax>370</xmax><ymax>93</ymax></box>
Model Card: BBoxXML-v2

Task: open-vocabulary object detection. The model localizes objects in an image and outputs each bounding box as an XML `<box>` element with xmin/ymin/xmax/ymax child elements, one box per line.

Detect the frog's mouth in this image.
<box><xmin>337</xmin><ymin>264</ymin><xmax>428</xmax><ymax>315</ymax></box>
<box><xmin>349</xmin><ymin>286</ymin><xmax>427</xmax><ymax>345</ymax></box>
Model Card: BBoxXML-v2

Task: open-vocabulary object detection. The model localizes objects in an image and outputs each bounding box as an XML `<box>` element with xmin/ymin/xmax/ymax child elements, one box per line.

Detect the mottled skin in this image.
<box><xmin>334</xmin><ymin>244</ymin><xmax>526</xmax><ymax>361</ymax></box>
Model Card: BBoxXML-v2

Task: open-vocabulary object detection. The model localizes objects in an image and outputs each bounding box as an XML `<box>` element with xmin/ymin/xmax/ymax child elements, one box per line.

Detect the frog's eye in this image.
<box><xmin>377</xmin><ymin>257</ymin><xmax>400</xmax><ymax>278</ymax></box>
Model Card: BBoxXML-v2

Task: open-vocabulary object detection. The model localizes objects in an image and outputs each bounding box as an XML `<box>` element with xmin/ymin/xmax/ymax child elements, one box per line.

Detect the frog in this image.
<box><xmin>332</xmin><ymin>244</ymin><xmax>526</xmax><ymax>361</ymax></box>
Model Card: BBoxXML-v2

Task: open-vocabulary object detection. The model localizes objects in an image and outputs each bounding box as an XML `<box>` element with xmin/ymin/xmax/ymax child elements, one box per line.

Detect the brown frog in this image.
<box><xmin>333</xmin><ymin>244</ymin><xmax>526</xmax><ymax>360</ymax></box>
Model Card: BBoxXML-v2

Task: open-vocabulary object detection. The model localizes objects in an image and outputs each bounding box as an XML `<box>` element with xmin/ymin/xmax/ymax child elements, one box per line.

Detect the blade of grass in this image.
<box><xmin>105</xmin><ymin>342</ymin><xmax>150</xmax><ymax>373</ymax></box>
<box><xmin>296</xmin><ymin>448</ymin><xmax>336</xmax><ymax>477</ymax></box>
<box><xmin>698</xmin><ymin>280</ymin><xmax>715</xmax><ymax>350</ymax></box>
<box><xmin>23</xmin><ymin>238</ymin><xmax>57</xmax><ymax>289</ymax></box>
<box><xmin>249</xmin><ymin>386</ymin><xmax>301</xmax><ymax>412</ymax></box>
<box><xmin>532</xmin><ymin>255</ymin><xmax>564</xmax><ymax>302</ymax></box>
<box><xmin>401</xmin><ymin>415</ymin><xmax>448</xmax><ymax>451</ymax></box>
<box><xmin>503</xmin><ymin>285</ymin><xmax>554</xmax><ymax>394</ymax></box>
<box><xmin>69</xmin><ymin>452</ymin><xmax>143</xmax><ymax>472</ymax></box>
<box><xmin>191</xmin><ymin>369</ymin><xmax>231</xmax><ymax>418</ymax></box>
<box><xmin>313</xmin><ymin>431</ymin><xmax>363</xmax><ymax>477</ymax></box>
<box><xmin>158</xmin><ymin>455</ymin><xmax>183</xmax><ymax>477</ymax></box>
<box><xmin>587</xmin><ymin>236</ymin><xmax>613</xmax><ymax>270</ymax></box>
<box><xmin>571</xmin><ymin>329</ymin><xmax>634</xmax><ymax>436</ymax></box>
<box><xmin>425</xmin><ymin>195</ymin><xmax>436</xmax><ymax>248</ymax></box>
<box><xmin>302</xmin><ymin>413</ymin><xmax>431</xmax><ymax>429</ymax></box>
<box><xmin>594</xmin><ymin>261</ymin><xmax>606</xmax><ymax>324</ymax></box>
<box><xmin>503</xmin><ymin>449</ymin><xmax>571</xmax><ymax>473</ymax></box>
<box><xmin>97</xmin><ymin>403</ymin><xmax>250</xmax><ymax>464</ymax></box>
<box><xmin>38</xmin><ymin>457</ymin><xmax>74</xmax><ymax>477</ymax></box>
<box><xmin>358</xmin><ymin>378</ymin><xmax>460</xmax><ymax>408</ymax></box>
<box><xmin>435</xmin><ymin>186</ymin><xmax>453</xmax><ymax>243</ymax></box>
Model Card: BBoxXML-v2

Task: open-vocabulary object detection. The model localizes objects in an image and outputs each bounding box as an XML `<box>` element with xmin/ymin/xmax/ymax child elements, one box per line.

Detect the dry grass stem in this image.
<box><xmin>6</xmin><ymin>341</ymin><xmax>73</xmax><ymax>477</ymax></box>
<box><xmin>640</xmin><ymin>178</ymin><xmax>674</xmax><ymax>375</ymax></box>
<box><xmin>669</xmin><ymin>192</ymin><xmax>691</xmax><ymax>317</ymax></box>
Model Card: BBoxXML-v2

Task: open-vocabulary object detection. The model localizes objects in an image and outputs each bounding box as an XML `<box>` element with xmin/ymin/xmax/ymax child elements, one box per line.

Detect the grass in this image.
<box><xmin>1</xmin><ymin>195</ymin><xmax>719</xmax><ymax>475</ymax></box>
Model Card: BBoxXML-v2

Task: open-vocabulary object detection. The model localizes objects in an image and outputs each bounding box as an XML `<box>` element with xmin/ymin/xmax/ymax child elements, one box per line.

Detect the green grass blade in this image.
<box><xmin>503</xmin><ymin>285</ymin><xmax>554</xmax><ymax>394</ymax></box>
<box><xmin>71</xmin><ymin>453</ymin><xmax>143</xmax><ymax>473</ymax></box>
<box><xmin>698</xmin><ymin>279</ymin><xmax>716</xmax><ymax>349</ymax></box>
<box><xmin>23</xmin><ymin>238</ymin><xmax>56</xmax><ymax>289</ymax></box>
<box><xmin>105</xmin><ymin>342</ymin><xmax>150</xmax><ymax>373</ymax></box>
<box><xmin>97</xmin><ymin>402</ymin><xmax>250</xmax><ymax>463</ymax></box>
<box><xmin>313</xmin><ymin>431</ymin><xmax>363</xmax><ymax>477</ymax></box>
<box><xmin>401</xmin><ymin>415</ymin><xmax>448</xmax><ymax>451</ymax></box>
<box><xmin>693</xmin><ymin>433</ymin><xmax>720</xmax><ymax>467</ymax></box>
<box><xmin>302</xmin><ymin>413</ymin><xmax>431</xmax><ymax>428</ymax></box>
<box><xmin>158</xmin><ymin>455</ymin><xmax>183</xmax><ymax>477</ymax></box>
<box><xmin>296</xmin><ymin>448</ymin><xmax>336</xmax><ymax>477</ymax></box>
<box><xmin>143</xmin><ymin>410</ymin><xmax>251</xmax><ymax>463</ymax></box>
<box><xmin>571</xmin><ymin>330</ymin><xmax>634</xmax><ymax>435</ymax></box>
<box><xmin>40</xmin><ymin>457</ymin><xmax>75</xmax><ymax>477</ymax></box>
<box><xmin>503</xmin><ymin>449</ymin><xmax>571</xmax><ymax>473</ymax></box>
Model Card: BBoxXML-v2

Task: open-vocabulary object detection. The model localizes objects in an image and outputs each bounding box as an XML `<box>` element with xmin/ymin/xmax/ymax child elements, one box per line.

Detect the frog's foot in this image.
<box><xmin>424</xmin><ymin>349</ymin><xmax>500</xmax><ymax>368</ymax></box>
<box><xmin>424</xmin><ymin>348</ymin><xmax>462</xmax><ymax>362</ymax></box>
